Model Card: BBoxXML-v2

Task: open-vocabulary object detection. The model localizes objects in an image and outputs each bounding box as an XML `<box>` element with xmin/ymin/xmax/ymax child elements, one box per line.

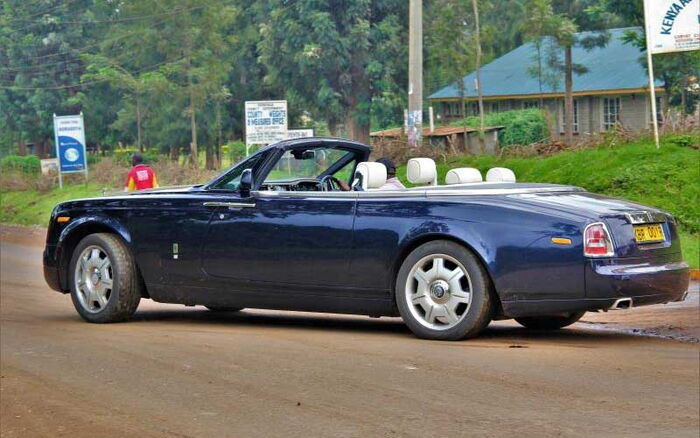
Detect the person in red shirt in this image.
<box><xmin>124</xmin><ymin>153</ymin><xmax>158</xmax><ymax>191</ymax></box>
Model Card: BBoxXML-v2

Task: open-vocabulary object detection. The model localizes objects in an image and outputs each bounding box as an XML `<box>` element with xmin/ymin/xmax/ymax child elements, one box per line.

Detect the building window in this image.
<box><xmin>602</xmin><ymin>97</ymin><xmax>621</xmax><ymax>131</ymax></box>
<box><xmin>523</xmin><ymin>100</ymin><xmax>540</xmax><ymax>109</ymax></box>
<box><xmin>443</xmin><ymin>102</ymin><xmax>461</xmax><ymax>117</ymax></box>
<box><xmin>560</xmin><ymin>99</ymin><xmax>579</xmax><ymax>133</ymax></box>
<box><xmin>469</xmin><ymin>102</ymin><xmax>479</xmax><ymax>116</ymax></box>
<box><xmin>490</xmin><ymin>101</ymin><xmax>500</xmax><ymax>113</ymax></box>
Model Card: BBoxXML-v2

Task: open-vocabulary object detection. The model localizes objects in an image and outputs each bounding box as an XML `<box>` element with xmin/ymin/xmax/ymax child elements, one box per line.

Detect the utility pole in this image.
<box><xmin>407</xmin><ymin>0</ymin><xmax>423</xmax><ymax>148</ymax></box>
<box><xmin>472</xmin><ymin>0</ymin><xmax>485</xmax><ymax>131</ymax></box>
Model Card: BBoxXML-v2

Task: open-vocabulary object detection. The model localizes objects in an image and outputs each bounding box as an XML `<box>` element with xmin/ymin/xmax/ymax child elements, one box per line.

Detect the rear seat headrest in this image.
<box><xmin>407</xmin><ymin>158</ymin><xmax>437</xmax><ymax>186</ymax></box>
<box><xmin>355</xmin><ymin>162</ymin><xmax>387</xmax><ymax>190</ymax></box>
<box><xmin>485</xmin><ymin>167</ymin><xmax>516</xmax><ymax>183</ymax></box>
<box><xmin>445</xmin><ymin>168</ymin><xmax>483</xmax><ymax>185</ymax></box>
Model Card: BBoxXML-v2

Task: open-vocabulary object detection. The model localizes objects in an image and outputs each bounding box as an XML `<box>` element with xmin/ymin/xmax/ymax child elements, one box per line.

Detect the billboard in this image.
<box><xmin>286</xmin><ymin>129</ymin><xmax>314</xmax><ymax>139</ymax></box>
<box><xmin>53</xmin><ymin>114</ymin><xmax>87</xmax><ymax>174</ymax></box>
<box><xmin>245</xmin><ymin>101</ymin><xmax>288</xmax><ymax>145</ymax></box>
<box><xmin>644</xmin><ymin>0</ymin><xmax>700</xmax><ymax>54</ymax></box>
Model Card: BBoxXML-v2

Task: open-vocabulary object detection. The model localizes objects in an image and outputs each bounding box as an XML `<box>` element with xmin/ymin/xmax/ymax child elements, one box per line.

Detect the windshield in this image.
<box><xmin>265</xmin><ymin>148</ymin><xmax>354</xmax><ymax>183</ymax></box>
<box><xmin>208</xmin><ymin>153</ymin><xmax>264</xmax><ymax>191</ymax></box>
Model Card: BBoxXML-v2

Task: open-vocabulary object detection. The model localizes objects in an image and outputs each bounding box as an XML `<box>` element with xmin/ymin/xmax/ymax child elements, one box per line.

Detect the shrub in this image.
<box><xmin>111</xmin><ymin>148</ymin><xmax>162</xmax><ymax>166</ymax></box>
<box><xmin>450</xmin><ymin>108</ymin><xmax>549</xmax><ymax>146</ymax></box>
<box><xmin>0</xmin><ymin>155</ymin><xmax>41</xmax><ymax>174</ymax></box>
<box><xmin>225</xmin><ymin>140</ymin><xmax>258</xmax><ymax>164</ymax></box>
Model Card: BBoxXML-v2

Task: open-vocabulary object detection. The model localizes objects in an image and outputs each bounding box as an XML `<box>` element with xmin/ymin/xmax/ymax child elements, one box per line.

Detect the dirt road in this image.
<box><xmin>1</xmin><ymin>227</ymin><xmax>698</xmax><ymax>437</ymax></box>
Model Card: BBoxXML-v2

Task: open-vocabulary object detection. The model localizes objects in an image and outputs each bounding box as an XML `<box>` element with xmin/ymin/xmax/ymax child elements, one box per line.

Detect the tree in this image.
<box><xmin>259</xmin><ymin>0</ymin><xmax>407</xmax><ymax>144</ymax></box>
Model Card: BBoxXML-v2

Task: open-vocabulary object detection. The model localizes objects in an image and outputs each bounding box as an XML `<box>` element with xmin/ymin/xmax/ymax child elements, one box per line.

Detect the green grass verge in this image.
<box><xmin>0</xmin><ymin>183</ymin><xmax>105</xmax><ymax>228</ymax></box>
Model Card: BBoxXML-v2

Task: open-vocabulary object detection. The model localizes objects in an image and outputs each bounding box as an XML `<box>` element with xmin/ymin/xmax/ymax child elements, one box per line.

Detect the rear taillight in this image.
<box><xmin>584</xmin><ymin>222</ymin><xmax>614</xmax><ymax>257</ymax></box>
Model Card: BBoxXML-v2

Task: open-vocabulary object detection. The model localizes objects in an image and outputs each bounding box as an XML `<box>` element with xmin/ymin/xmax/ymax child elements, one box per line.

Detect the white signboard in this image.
<box><xmin>286</xmin><ymin>129</ymin><xmax>314</xmax><ymax>139</ymax></box>
<box><xmin>245</xmin><ymin>100</ymin><xmax>288</xmax><ymax>145</ymax></box>
<box><xmin>644</xmin><ymin>0</ymin><xmax>700</xmax><ymax>54</ymax></box>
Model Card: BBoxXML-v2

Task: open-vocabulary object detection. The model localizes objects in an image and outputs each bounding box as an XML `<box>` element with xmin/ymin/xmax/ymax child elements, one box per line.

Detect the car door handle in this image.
<box><xmin>203</xmin><ymin>202</ymin><xmax>256</xmax><ymax>209</ymax></box>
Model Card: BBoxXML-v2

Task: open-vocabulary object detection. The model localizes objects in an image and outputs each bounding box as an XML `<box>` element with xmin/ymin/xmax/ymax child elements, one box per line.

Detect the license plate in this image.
<box><xmin>634</xmin><ymin>224</ymin><xmax>665</xmax><ymax>243</ymax></box>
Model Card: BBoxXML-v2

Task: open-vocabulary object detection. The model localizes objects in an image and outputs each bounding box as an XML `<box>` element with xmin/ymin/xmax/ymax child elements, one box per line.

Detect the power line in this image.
<box><xmin>6</xmin><ymin>5</ymin><xmax>203</xmax><ymax>26</ymax></box>
<box><xmin>0</xmin><ymin>57</ymin><xmax>185</xmax><ymax>90</ymax></box>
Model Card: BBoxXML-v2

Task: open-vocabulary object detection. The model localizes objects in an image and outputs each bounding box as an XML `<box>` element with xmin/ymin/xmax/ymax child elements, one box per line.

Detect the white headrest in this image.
<box><xmin>485</xmin><ymin>167</ymin><xmax>516</xmax><ymax>183</ymax></box>
<box><xmin>445</xmin><ymin>168</ymin><xmax>483</xmax><ymax>185</ymax></box>
<box><xmin>407</xmin><ymin>158</ymin><xmax>437</xmax><ymax>186</ymax></box>
<box><xmin>355</xmin><ymin>162</ymin><xmax>387</xmax><ymax>190</ymax></box>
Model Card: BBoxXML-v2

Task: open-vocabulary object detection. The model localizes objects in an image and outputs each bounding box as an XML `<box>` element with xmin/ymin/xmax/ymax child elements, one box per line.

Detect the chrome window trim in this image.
<box><xmin>252</xmin><ymin>186</ymin><xmax>583</xmax><ymax>199</ymax></box>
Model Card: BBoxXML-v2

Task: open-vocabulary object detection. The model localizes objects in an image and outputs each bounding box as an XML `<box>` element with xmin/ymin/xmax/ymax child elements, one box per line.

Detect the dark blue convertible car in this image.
<box><xmin>43</xmin><ymin>138</ymin><xmax>690</xmax><ymax>340</ymax></box>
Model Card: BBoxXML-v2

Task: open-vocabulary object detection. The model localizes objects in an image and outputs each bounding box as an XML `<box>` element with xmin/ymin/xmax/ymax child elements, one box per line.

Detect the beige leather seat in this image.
<box><xmin>485</xmin><ymin>167</ymin><xmax>516</xmax><ymax>183</ymax></box>
<box><xmin>407</xmin><ymin>158</ymin><xmax>437</xmax><ymax>186</ymax></box>
<box><xmin>354</xmin><ymin>162</ymin><xmax>387</xmax><ymax>190</ymax></box>
<box><xmin>445</xmin><ymin>168</ymin><xmax>483</xmax><ymax>185</ymax></box>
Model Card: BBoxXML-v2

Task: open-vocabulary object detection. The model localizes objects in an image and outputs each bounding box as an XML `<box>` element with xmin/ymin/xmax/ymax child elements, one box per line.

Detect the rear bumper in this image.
<box><xmin>502</xmin><ymin>254</ymin><xmax>690</xmax><ymax>318</ymax></box>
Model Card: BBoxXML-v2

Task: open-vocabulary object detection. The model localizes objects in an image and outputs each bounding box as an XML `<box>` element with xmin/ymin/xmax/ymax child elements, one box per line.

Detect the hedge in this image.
<box><xmin>450</xmin><ymin>108</ymin><xmax>550</xmax><ymax>146</ymax></box>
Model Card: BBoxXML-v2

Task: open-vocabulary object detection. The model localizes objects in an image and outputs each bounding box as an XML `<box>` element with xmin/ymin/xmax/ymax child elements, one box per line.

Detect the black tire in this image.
<box><xmin>205</xmin><ymin>306</ymin><xmax>243</xmax><ymax>312</ymax></box>
<box><xmin>395</xmin><ymin>240</ymin><xmax>495</xmax><ymax>341</ymax></box>
<box><xmin>515</xmin><ymin>312</ymin><xmax>585</xmax><ymax>330</ymax></box>
<box><xmin>69</xmin><ymin>233</ymin><xmax>142</xmax><ymax>323</ymax></box>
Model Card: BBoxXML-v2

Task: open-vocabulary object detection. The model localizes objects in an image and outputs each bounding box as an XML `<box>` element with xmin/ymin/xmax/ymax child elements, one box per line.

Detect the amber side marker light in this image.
<box><xmin>551</xmin><ymin>237</ymin><xmax>572</xmax><ymax>245</ymax></box>
<box><xmin>56</xmin><ymin>216</ymin><xmax>70</xmax><ymax>223</ymax></box>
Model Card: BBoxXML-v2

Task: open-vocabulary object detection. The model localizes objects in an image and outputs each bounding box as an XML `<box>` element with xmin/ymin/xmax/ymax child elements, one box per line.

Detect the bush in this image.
<box><xmin>111</xmin><ymin>148</ymin><xmax>162</xmax><ymax>166</ymax></box>
<box><xmin>450</xmin><ymin>109</ymin><xmax>549</xmax><ymax>146</ymax></box>
<box><xmin>224</xmin><ymin>140</ymin><xmax>258</xmax><ymax>164</ymax></box>
<box><xmin>0</xmin><ymin>155</ymin><xmax>41</xmax><ymax>174</ymax></box>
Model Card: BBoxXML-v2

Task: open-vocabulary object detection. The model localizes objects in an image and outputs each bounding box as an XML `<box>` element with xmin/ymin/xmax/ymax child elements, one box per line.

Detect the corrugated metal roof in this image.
<box><xmin>371</xmin><ymin>125</ymin><xmax>504</xmax><ymax>137</ymax></box>
<box><xmin>428</xmin><ymin>28</ymin><xmax>663</xmax><ymax>100</ymax></box>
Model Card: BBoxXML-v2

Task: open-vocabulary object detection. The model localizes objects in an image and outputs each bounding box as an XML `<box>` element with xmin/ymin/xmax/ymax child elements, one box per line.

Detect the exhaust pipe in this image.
<box><xmin>610</xmin><ymin>297</ymin><xmax>633</xmax><ymax>310</ymax></box>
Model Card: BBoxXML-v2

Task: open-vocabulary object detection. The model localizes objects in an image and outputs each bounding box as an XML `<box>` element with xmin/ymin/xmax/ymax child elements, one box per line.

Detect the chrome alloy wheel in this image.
<box><xmin>405</xmin><ymin>254</ymin><xmax>472</xmax><ymax>330</ymax></box>
<box><xmin>74</xmin><ymin>245</ymin><xmax>113</xmax><ymax>313</ymax></box>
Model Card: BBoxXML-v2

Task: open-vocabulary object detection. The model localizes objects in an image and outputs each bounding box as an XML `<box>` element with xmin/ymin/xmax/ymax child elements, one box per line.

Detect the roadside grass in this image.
<box><xmin>0</xmin><ymin>183</ymin><xmax>105</xmax><ymax>228</ymax></box>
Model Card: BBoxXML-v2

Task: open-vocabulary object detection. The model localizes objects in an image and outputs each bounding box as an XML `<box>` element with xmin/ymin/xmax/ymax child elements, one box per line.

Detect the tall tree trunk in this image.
<box><xmin>472</xmin><ymin>0</ymin><xmax>485</xmax><ymax>131</ymax></box>
<box><xmin>170</xmin><ymin>145</ymin><xmax>179</xmax><ymax>162</ymax></box>
<box><xmin>564</xmin><ymin>44</ymin><xmax>574</xmax><ymax>145</ymax></box>
<box><xmin>345</xmin><ymin>112</ymin><xmax>370</xmax><ymax>145</ymax></box>
<box><xmin>205</xmin><ymin>144</ymin><xmax>216</xmax><ymax>170</ymax></box>
<box><xmin>136</xmin><ymin>97</ymin><xmax>143</xmax><ymax>153</ymax></box>
<box><xmin>216</xmin><ymin>102</ymin><xmax>223</xmax><ymax>168</ymax></box>
<box><xmin>189</xmin><ymin>86</ymin><xmax>198</xmax><ymax>168</ymax></box>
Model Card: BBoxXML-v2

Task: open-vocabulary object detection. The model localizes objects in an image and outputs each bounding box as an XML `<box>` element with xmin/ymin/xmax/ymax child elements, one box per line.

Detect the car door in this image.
<box><xmin>200</xmin><ymin>192</ymin><xmax>356</xmax><ymax>288</ymax></box>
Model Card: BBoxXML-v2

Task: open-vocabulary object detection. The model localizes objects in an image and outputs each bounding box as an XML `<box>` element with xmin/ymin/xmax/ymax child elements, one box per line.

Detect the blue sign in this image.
<box><xmin>53</xmin><ymin>114</ymin><xmax>87</xmax><ymax>174</ymax></box>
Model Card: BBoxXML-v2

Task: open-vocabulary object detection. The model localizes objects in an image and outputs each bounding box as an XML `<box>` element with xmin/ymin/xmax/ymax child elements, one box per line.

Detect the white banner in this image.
<box><xmin>285</xmin><ymin>129</ymin><xmax>314</xmax><ymax>139</ymax></box>
<box><xmin>245</xmin><ymin>100</ymin><xmax>288</xmax><ymax>145</ymax></box>
<box><xmin>644</xmin><ymin>0</ymin><xmax>700</xmax><ymax>54</ymax></box>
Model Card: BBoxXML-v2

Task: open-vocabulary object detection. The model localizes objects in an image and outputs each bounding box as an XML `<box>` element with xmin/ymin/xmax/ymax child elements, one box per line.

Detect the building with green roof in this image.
<box><xmin>428</xmin><ymin>28</ymin><xmax>663</xmax><ymax>140</ymax></box>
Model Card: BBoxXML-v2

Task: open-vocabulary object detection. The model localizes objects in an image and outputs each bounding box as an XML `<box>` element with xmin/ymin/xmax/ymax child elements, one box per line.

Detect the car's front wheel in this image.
<box><xmin>395</xmin><ymin>240</ymin><xmax>494</xmax><ymax>341</ymax></box>
<box><xmin>514</xmin><ymin>312</ymin><xmax>585</xmax><ymax>330</ymax></box>
<box><xmin>69</xmin><ymin>233</ymin><xmax>142</xmax><ymax>323</ymax></box>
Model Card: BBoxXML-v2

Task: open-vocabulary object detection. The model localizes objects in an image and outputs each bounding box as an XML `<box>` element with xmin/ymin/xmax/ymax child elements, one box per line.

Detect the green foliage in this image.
<box><xmin>110</xmin><ymin>149</ymin><xmax>161</xmax><ymax>166</ymax></box>
<box><xmin>0</xmin><ymin>155</ymin><xmax>40</xmax><ymax>174</ymax></box>
<box><xmin>450</xmin><ymin>109</ymin><xmax>549</xmax><ymax>146</ymax></box>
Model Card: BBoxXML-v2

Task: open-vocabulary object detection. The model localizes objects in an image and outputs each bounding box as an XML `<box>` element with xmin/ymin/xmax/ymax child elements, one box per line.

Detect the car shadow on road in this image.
<box><xmin>107</xmin><ymin>305</ymin><xmax>643</xmax><ymax>344</ymax></box>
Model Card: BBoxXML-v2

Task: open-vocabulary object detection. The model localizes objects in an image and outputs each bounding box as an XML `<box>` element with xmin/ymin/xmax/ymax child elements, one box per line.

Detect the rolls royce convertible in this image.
<box><xmin>43</xmin><ymin>137</ymin><xmax>690</xmax><ymax>340</ymax></box>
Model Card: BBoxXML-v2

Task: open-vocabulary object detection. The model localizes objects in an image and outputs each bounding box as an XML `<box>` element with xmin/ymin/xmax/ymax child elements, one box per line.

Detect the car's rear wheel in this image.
<box><xmin>69</xmin><ymin>233</ymin><xmax>141</xmax><ymax>323</ymax></box>
<box><xmin>395</xmin><ymin>240</ymin><xmax>494</xmax><ymax>341</ymax></box>
<box><xmin>515</xmin><ymin>312</ymin><xmax>585</xmax><ymax>330</ymax></box>
<box><xmin>205</xmin><ymin>306</ymin><xmax>243</xmax><ymax>312</ymax></box>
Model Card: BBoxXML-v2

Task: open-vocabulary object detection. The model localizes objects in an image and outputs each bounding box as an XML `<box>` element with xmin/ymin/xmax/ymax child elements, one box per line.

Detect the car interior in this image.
<box><xmin>210</xmin><ymin>143</ymin><xmax>517</xmax><ymax>193</ymax></box>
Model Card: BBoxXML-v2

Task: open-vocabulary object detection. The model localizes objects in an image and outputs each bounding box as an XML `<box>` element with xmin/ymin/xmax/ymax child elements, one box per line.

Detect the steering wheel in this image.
<box><xmin>319</xmin><ymin>174</ymin><xmax>341</xmax><ymax>192</ymax></box>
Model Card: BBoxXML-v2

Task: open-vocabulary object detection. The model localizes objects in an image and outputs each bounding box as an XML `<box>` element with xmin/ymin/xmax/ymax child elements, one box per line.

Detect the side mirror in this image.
<box><xmin>240</xmin><ymin>168</ymin><xmax>253</xmax><ymax>196</ymax></box>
